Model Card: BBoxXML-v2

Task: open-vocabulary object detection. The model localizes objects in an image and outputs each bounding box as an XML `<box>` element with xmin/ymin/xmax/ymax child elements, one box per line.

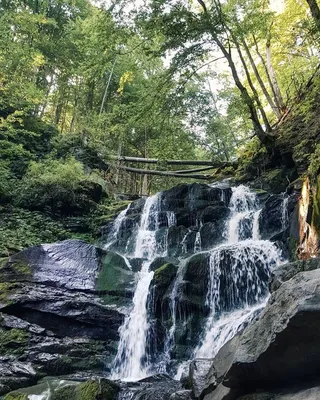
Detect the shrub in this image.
<box><xmin>15</xmin><ymin>157</ymin><xmax>98</xmax><ymax>215</ymax></box>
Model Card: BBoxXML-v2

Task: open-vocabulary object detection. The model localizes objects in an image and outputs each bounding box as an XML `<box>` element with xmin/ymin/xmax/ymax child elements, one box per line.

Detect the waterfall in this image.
<box><xmin>105</xmin><ymin>184</ymin><xmax>285</xmax><ymax>382</ymax></box>
<box><xmin>111</xmin><ymin>194</ymin><xmax>177</xmax><ymax>380</ymax></box>
<box><xmin>282</xmin><ymin>195</ymin><xmax>289</xmax><ymax>230</ymax></box>
<box><xmin>111</xmin><ymin>195</ymin><xmax>160</xmax><ymax>380</ymax></box>
<box><xmin>194</xmin><ymin>186</ymin><xmax>283</xmax><ymax>360</ymax></box>
<box><xmin>194</xmin><ymin>232</ymin><xmax>202</xmax><ymax>253</ymax></box>
<box><xmin>105</xmin><ymin>204</ymin><xmax>130</xmax><ymax>250</ymax></box>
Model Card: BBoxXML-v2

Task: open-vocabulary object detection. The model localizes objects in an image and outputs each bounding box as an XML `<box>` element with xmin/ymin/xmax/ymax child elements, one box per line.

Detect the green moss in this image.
<box><xmin>75</xmin><ymin>379</ymin><xmax>119</xmax><ymax>400</ymax></box>
<box><xmin>154</xmin><ymin>263</ymin><xmax>177</xmax><ymax>287</ymax></box>
<box><xmin>288</xmin><ymin>237</ymin><xmax>299</xmax><ymax>262</ymax></box>
<box><xmin>51</xmin><ymin>385</ymin><xmax>76</xmax><ymax>400</ymax></box>
<box><xmin>0</xmin><ymin>282</ymin><xmax>17</xmax><ymax>304</ymax></box>
<box><xmin>43</xmin><ymin>356</ymin><xmax>75</xmax><ymax>375</ymax></box>
<box><xmin>4</xmin><ymin>393</ymin><xmax>28</xmax><ymax>400</ymax></box>
<box><xmin>0</xmin><ymin>328</ymin><xmax>30</xmax><ymax>356</ymax></box>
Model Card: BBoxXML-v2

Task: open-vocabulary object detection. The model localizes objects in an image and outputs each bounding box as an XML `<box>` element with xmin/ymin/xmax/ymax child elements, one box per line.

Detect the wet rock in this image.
<box><xmin>190</xmin><ymin>359</ymin><xmax>215</xmax><ymax>399</ymax></box>
<box><xmin>153</xmin><ymin>263</ymin><xmax>178</xmax><ymax>289</ymax></box>
<box><xmin>178</xmin><ymin>253</ymin><xmax>211</xmax><ymax>329</ymax></box>
<box><xmin>259</xmin><ymin>193</ymin><xmax>298</xmax><ymax>241</ymax></box>
<box><xmin>0</xmin><ymin>284</ymin><xmax>123</xmax><ymax>341</ymax></box>
<box><xmin>270</xmin><ymin>258</ymin><xmax>320</xmax><ymax>292</ymax></box>
<box><xmin>129</xmin><ymin>257</ymin><xmax>144</xmax><ymax>272</ymax></box>
<box><xmin>199</xmin><ymin>205</ymin><xmax>229</xmax><ymax>224</ymax></box>
<box><xmin>1</xmin><ymin>240</ymin><xmax>102</xmax><ymax>290</ymax></box>
<box><xmin>120</xmin><ymin>374</ymin><xmax>181</xmax><ymax>400</ymax></box>
<box><xmin>205</xmin><ymin>268</ymin><xmax>320</xmax><ymax>398</ymax></box>
<box><xmin>97</xmin><ymin>251</ymin><xmax>134</xmax><ymax>293</ymax></box>
<box><xmin>170</xmin><ymin>390</ymin><xmax>193</xmax><ymax>400</ymax></box>
<box><xmin>237</xmin><ymin>385</ymin><xmax>320</xmax><ymax>400</ymax></box>
<box><xmin>200</xmin><ymin>223</ymin><xmax>221</xmax><ymax>250</ymax></box>
<box><xmin>167</xmin><ymin>226</ymin><xmax>189</xmax><ymax>257</ymax></box>
<box><xmin>127</xmin><ymin>197</ymin><xmax>146</xmax><ymax>216</ymax></box>
<box><xmin>149</xmin><ymin>257</ymin><xmax>177</xmax><ymax>272</ymax></box>
<box><xmin>0</xmin><ymin>359</ymin><xmax>38</xmax><ymax>395</ymax></box>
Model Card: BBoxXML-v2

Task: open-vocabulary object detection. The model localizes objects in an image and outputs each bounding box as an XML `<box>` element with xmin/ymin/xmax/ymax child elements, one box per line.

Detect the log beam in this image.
<box><xmin>109</xmin><ymin>155</ymin><xmax>237</xmax><ymax>167</ymax></box>
<box><xmin>118</xmin><ymin>165</ymin><xmax>212</xmax><ymax>180</ymax></box>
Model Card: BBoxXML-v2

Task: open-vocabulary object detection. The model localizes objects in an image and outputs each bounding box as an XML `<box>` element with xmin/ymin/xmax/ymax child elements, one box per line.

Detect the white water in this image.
<box><xmin>194</xmin><ymin>186</ymin><xmax>284</xmax><ymax>360</ymax></box>
<box><xmin>194</xmin><ymin>231</ymin><xmax>202</xmax><ymax>253</ymax></box>
<box><xmin>282</xmin><ymin>195</ymin><xmax>289</xmax><ymax>230</ymax></box>
<box><xmin>111</xmin><ymin>195</ymin><xmax>160</xmax><ymax>380</ymax></box>
<box><xmin>105</xmin><ymin>204</ymin><xmax>130</xmax><ymax>250</ymax></box>
<box><xmin>111</xmin><ymin>194</ymin><xmax>177</xmax><ymax>380</ymax></box>
<box><xmin>108</xmin><ymin>184</ymin><xmax>285</xmax><ymax>381</ymax></box>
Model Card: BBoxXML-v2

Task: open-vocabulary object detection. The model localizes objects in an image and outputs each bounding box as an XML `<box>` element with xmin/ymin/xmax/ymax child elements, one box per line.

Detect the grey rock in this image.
<box><xmin>270</xmin><ymin>258</ymin><xmax>320</xmax><ymax>292</ymax></box>
<box><xmin>209</xmin><ymin>268</ymin><xmax>320</xmax><ymax>397</ymax></box>
<box><xmin>189</xmin><ymin>359</ymin><xmax>215</xmax><ymax>399</ymax></box>
<box><xmin>170</xmin><ymin>390</ymin><xmax>193</xmax><ymax>400</ymax></box>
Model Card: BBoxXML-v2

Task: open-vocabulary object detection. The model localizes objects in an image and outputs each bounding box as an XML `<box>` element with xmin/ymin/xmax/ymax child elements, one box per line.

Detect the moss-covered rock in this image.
<box><xmin>153</xmin><ymin>263</ymin><xmax>177</xmax><ymax>288</ymax></box>
<box><xmin>0</xmin><ymin>328</ymin><xmax>29</xmax><ymax>356</ymax></box>
<box><xmin>51</xmin><ymin>379</ymin><xmax>120</xmax><ymax>400</ymax></box>
<box><xmin>4</xmin><ymin>393</ymin><xmax>28</xmax><ymax>400</ymax></box>
<box><xmin>97</xmin><ymin>251</ymin><xmax>134</xmax><ymax>293</ymax></box>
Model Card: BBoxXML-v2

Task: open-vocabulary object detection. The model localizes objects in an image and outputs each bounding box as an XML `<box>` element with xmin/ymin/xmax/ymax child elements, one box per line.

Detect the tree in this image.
<box><xmin>305</xmin><ymin>0</ymin><xmax>320</xmax><ymax>28</ymax></box>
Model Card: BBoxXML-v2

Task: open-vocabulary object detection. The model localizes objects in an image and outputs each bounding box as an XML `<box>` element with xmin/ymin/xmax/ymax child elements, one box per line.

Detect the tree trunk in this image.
<box><xmin>100</xmin><ymin>57</ymin><xmax>117</xmax><ymax>115</ymax></box>
<box><xmin>118</xmin><ymin>165</ymin><xmax>213</xmax><ymax>180</ymax></box>
<box><xmin>108</xmin><ymin>155</ymin><xmax>238</xmax><ymax>167</ymax></box>
<box><xmin>236</xmin><ymin>43</ymin><xmax>272</xmax><ymax>132</ymax></box>
<box><xmin>242</xmin><ymin>39</ymin><xmax>280</xmax><ymax>119</ymax></box>
<box><xmin>266</xmin><ymin>29</ymin><xmax>286</xmax><ymax>114</ymax></box>
<box><xmin>306</xmin><ymin>0</ymin><xmax>320</xmax><ymax>27</ymax></box>
<box><xmin>252</xmin><ymin>35</ymin><xmax>282</xmax><ymax>113</ymax></box>
<box><xmin>215</xmin><ymin>38</ymin><xmax>270</xmax><ymax>147</ymax></box>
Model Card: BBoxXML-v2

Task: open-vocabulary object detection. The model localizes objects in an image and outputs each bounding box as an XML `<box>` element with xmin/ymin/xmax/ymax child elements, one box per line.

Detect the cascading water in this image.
<box><xmin>105</xmin><ymin>204</ymin><xmax>130</xmax><ymax>250</ymax></box>
<box><xmin>194</xmin><ymin>186</ymin><xmax>283</xmax><ymax>360</ymax></box>
<box><xmin>111</xmin><ymin>195</ymin><xmax>160</xmax><ymax>380</ymax></box>
<box><xmin>111</xmin><ymin>194</ymin><xmax>177</xmax><ymax>380</ymax></box>
<box><xmin>105</xmin><ymin>183</ymin><xmax>287</xmax><ymax>383</ymax></box>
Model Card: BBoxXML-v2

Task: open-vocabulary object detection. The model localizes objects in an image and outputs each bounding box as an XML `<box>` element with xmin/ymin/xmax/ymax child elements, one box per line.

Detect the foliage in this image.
<box><xmin>308</xmin><ymin>144</ymin><xmax>320</xmax><ymax>181</ymax></box>
<box><xmin>0</xmin><ymin>206</ymin><xmax>71</xmax><ymax>257</ymax></box>
<box><xmin>0</xmin><ymin>0</ymin><xmax>319</xmax><ymax>249</ymax></box>
<box><xmin>15</xmin><ymin>157</ymin><xmax>95</xmax><ymax>214</ymax></box>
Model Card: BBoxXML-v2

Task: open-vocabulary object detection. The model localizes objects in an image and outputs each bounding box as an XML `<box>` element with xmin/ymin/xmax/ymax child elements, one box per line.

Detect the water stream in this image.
<box><xmin>105</xmin><ymin>184</ymin><xmax>285</xmax><ymax>382</ymax></box>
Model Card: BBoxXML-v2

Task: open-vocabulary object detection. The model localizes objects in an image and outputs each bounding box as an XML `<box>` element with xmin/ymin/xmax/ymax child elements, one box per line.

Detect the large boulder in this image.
<box><xmin>0</xmin><ymin>240</ymin><xmax>125</xmax><ymax>394</ymax></box>
<box><xmin>4</xmin><ymin>378</ymin><xmax>120</xmax><ymax>400</ymax></box>
<box><xmin>203</xmin><ymin>267</ymin><xmax>320</xmax><ymax>399</ymax></box>
<box><xmin>270</xmin><ymin>258</ymin><xmax>320</xmax><ymax>292</ymax></box>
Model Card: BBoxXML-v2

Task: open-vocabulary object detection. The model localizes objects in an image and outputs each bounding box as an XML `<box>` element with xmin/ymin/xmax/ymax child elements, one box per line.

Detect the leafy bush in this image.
<box><xmin>15</xmin><ymin>157</ymin><xmax>97</xmax><ymax>215</ymax></box>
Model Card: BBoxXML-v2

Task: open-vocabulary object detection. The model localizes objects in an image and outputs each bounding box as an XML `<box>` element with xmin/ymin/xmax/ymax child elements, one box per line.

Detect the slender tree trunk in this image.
<box><xmin>55</xmin><ymin>99</ymin><xmax>64</xmax><ymax>126</ymax></box>
<box><xmin>252</xmin><ymin>35</ymin><xmax>282</xmax><ymax>112</ymax></box>
<box><xmin>242</xmin><ymin>39</ymin><xmax>280</xmax><ymax>119</ymax></box>
<box><xmin>100</xmin><ymin>57</ymin><xmax>117</xmax><ymax>115</ymax></box>
<box><xmin>266</xmin><ymin>29</ymin><xmax>286</xmax><ymax>114</ymax></box>
<box><xmin>115</xmin><ymin>139</ymin><xmax>122</xmax><ymax>185</ymax></box>
<box><xmin>215</xmin><ymin>38</ymin><xmax>270</xmax><ymax>146</ymax></box>
<box><xmin>236</xmin><ymin>44</ymin><xmax>272</xmax><ymax>132</ymax></box>
<box><xmin>306</xmin><ymin>0</ymin><xmax>320</xmax><ymax>27</ymax></box>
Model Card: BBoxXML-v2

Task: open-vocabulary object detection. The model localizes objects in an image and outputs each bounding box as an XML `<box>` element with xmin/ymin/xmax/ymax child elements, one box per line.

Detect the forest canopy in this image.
<box><xmin>0</xmin><ymin>0</ymin><xmax>319</xmax><ymax>200</ymax></box>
